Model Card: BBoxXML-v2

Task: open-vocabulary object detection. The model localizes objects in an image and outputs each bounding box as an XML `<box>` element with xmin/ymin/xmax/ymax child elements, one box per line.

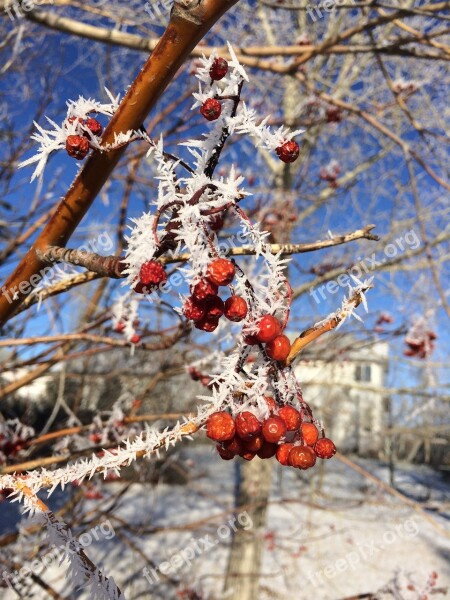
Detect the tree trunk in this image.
<box><xmin>223</xmin><ymin>458</ymin><xmax>273</xmax><ymax>599</ymax></box>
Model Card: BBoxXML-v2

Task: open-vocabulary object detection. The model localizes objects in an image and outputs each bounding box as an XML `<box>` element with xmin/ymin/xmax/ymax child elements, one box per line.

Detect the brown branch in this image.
<box><xmin>13</xmin><ymin>225</ymin><xmax>379</xmax><ymax>310</ymax></box>
<box><xmin>0</xmin><ymin>0</ymin><xmax>240</xmax><ymax>326</ymax></box>
<box><xmin>286</xmin><ymin>284</ymin><xmax>372</xmax><ymax>366</ymax></box>
<box><xmin>37</xmin><ymin>246</ymin><xmax>125</xmax><ymax>278</ymax></box>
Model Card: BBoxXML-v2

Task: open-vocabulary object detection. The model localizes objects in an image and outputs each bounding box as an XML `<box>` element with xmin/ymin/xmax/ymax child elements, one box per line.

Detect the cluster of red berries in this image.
<box><xmin>206</xmin><ymin>402</ymin><xmax>336</xmax><ymax>468</ymax></box>
<box><xmin>199</xmin><ymin>58</ymin><xmax>230</xmax><ymax>122</ymax></box>
<box><xmin>245</xmin><ymin>314</ymin><xmax>291</xmax><ymax>362</ymax></box>
<box><xmin>65</xmin><ymin>116</ymin><xmax>103</xmax><ymax>160</ymax></box>
<box><xmin>199</xmin><ymin>57</ymin><xmax>300</xmax><ymax>164</ymax></box>
<box><xmin>404</xmin><ymin>330</ymin><xmax>436</xmax><ymax>359</ymax></box>
<box><xmin>319</xmin><ymin>162</ymin><xmax>341</xmax><ymax>188</ymax></box>
<box><xmin>114</xmin><ymin>317</ymin><xmax>142</xmax><ymax>344</ymax></box>
<box><xmin>183</xmin><ymin>258</ymin><xmax>248</xmax><ymax>332</ymax></box>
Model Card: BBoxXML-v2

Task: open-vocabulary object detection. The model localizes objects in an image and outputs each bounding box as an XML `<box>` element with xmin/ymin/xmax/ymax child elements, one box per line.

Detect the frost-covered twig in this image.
<box><xmin>286</xmin><ymin>280</ymin><xmax>373</xmax><ymax>365</ymax></box>
<box><xmin>8</xmin><ymin>484</ymin><xmax>126</xmax><ymax>599</ymax></box>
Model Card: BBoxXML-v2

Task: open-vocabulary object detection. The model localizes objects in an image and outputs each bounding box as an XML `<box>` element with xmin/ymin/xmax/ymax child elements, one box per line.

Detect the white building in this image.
<box><xmin>294</xmin><ymin>340</ymin><xmax>389</xmax><ymax>456</ymax></box>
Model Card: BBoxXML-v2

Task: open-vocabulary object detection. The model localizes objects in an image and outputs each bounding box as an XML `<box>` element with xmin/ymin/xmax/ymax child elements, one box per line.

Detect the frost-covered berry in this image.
<box><xmin>191</xmin><ymin>279</ymin><xmax>218</xmax><ymax>302</ymax></box>
<box><xmin>276</xmin><ymin>443</ymin><xmax>294</xmax><ymax>466</ymax></box>
<box><xmin>266</xmin><ymin>334</ymin><xmax>291</xmax><ymax>361</ymax></box>
<box><xmin>235</xmin><ymin>411</ymin><xmax>262</xmax><ymax>441</ymax></box>
<box><xmin>315</xmin><ymin>437</ymin><xmax>336</xmax><ymax>459</ymax></box>
<box><xmin>195</xmin><ymin>316</ymin><xmax>220</xmax><ymax>332</ymax></box>
<box><xmin>207</xmin><ymin>258</ymin><xmax>235</xmax><ymax>286</ymax></box>
<box><xmin>278</xmin><ymin>406</ymin><xmax>301</xmax><ymax>431</ymax></box>
<box><xmin>301</xmin><ymin>422</ymin><xmax>319</xmax><ymax>446</ymax></box>
<box><xmin>264</xmin><ymin>395</ymin><xmax>278</xmax><ymax>415</ymax></box>
<box><xmin>262</xmin><ymin>416</ymin><xmax>286</xmax><ymax>443</ymax></box>
<box><xmin>183</xmin><ymin>296</ymin><xmax>206</xmax><ymax>322</ymax></box>
<box><xmin>115</xmin><ymin>322</ymin><xmax>125</xmax><ymax>333</ymax></box>
<box><xmin>84</xmin><ymin>117</ymin><xmax>103</xmax><ymax>137</ymax></box>
<box><xmin>139</xmin><ymin>260</ymin><xmax>167</xmax><ymax>289</ymax></box>
<box><xmin>130</xmin><ymin>333</ymin><xmax>141</xmax><ymax>344</ymax></box>
<box><xmin>203</xmin><ymin>295</ymin><xmax>225</xmax><ymax>319</ymax></box>
<box><xmin>65</xmin><ymin>135</ymin><xmax>89</xmax><ymax>160</ymax></box>
<box><xmin>201</xmin><ymin>98</ymin><xmax>222</xmax><ymax>121</ymax></box>
<box><xmin>275</xmin><ymin>140</ymin><xmax>299</xmax><ymax>163</ymax></box>
<box><xmin>206</xmin><ymin>412</ymin><xmax>235</xmax><ymax>442</ymax></box>
<box><xmin>289</xmin><ymin>445</ymin><xmax>316</xmax><ymax>469</ymax></box>
<box><xmin>210</xmin><ymin>57</ymin><xmax>228</xmax><ymax>80</ymax></box>
<box><xmin>224</xmin><ymin>296</ymin><xmax>248</xmax><ymax>322</ymax></box>
<box><xmin>256</xmin><ymin>315</ymin><xmax>281</xmax><ymax>343</ymax></box>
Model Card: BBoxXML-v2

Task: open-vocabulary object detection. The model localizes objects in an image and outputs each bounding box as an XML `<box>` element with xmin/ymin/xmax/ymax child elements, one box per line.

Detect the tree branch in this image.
<box><xmin>0</xmin><ymin>0</ymin><xmax>240</xmax><ymax>326</ymax></box>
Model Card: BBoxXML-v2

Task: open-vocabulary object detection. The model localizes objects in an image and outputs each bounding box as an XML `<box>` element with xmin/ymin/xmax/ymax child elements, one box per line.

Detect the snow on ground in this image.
<box><xmin>1</xmin><ymin>443</ymin><xmax>449</xmax><ymax>599</ymax></box>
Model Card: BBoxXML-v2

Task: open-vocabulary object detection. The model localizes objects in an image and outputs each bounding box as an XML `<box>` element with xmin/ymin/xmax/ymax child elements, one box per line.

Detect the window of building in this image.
<box><xmin>355</xmin><ymin>364</ymin><xmax>371</xmax><ymax>382</ymax></box>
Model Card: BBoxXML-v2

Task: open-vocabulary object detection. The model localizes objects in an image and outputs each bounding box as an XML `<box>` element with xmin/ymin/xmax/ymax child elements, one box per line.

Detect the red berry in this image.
<box><xmin>188</xmin><ymin>367</ymin><xmax>202</xmax><ymax>381</ymax></box>
<box><xmin>130</xmin><ymin>333</ymin><xmax>141</xmax><ymax>344</ymax></box>
<box><xmin>216</xmin><ymin>445</ymin><xmax>234</xmax><ymax>460</ymax></box>
<box><xmin>203</xmin><ymin>295</ymin><xmax>224</xmax><ymax>319</ymax></box>
<box><xmin>115</xmin><ymin>322</ymin><xmax>125</xmax><ymax>333</ymax></box>
<box><xmin>206</xmin><ymin>412</ymin><xmax>235</xmax><ymax>442</ymax></box>
<box><xmin>275</xmin><ymin>140</ymin><xmax>299</xmax><ymax>163</ymax></box>
<box><xmin>223</xmin><ymin>436</ymin><xmax>243</xmax><ymax>456</ymax></box>
<box><xmin>201</xmin><ymin>98</ymin><xmax>222</xmax><ymax>121</ymax></box>
<box><xmin>263</xmin><ymin>396</ymin><xmax>278</xmax><ymax>414</ymax></box>
<box><xmin>224</xmin><ymin>296</ymin><xmax>248</xmax><ymax>322</ymax></box>
<box><xmin>195</xmin><ymin>316</ymin><xmax>220</xmax><ymax>332</ymax></box>
<box><xmin>257</xmin><ymin>441</ymin><xmax>278</xmax><ymax>459</ymax></box>
<box><xmin>210</xmin><ymin>57</ymin><xmax>228</xmax><ymax>80</ymax></box>
<box><xmin>191</xmin><ymin>279</ymin><xmax>218</xmax><ymax>302</ymax></box>
<box><xmin>301</xmin><ymin>422</ymin><xmax>319</xmax><ymax>446</ymax></box>
<box><xmin>256</xmin><ymin>315</ymin><xmax>281</xmax><ymax>343</ymax></box>
<box><xmin>84</xmin><ymin>117</ymin><xmax>103</xmax><ymax>136</ymax></box>
<box><xmin>207</xmin><ymin>258</ymin><xmax>235</xmax><ymax>286</ymax></box>
<box><xmin>138</xmin><ymin>260</ymin><xmax>167</xmax><ymax>290</ymax></box>
<box><xmin>276</xmin><ymin>443</ymin><xmax>294</xmax><ymax>466</ymax></box>
<box><xmin>65</xmin><ymin>135</ymin><xmax>89</xmax><ymax>160</ymax></box>
<box><xmin>235</xmin><ymin>412</ymin><xmax>262</xmax><ymax>441</ymax></box>
<box><xmin>266</xmin><ymin>334</ymin><xmax>291</xmax><ymax>361</ymax></box>
<box><xmin>289</xmin><ymin>445</ymin><xmax>316</xmax><ymax>469</ymax></box>
<box><xmin>240</xmin><ymin>451</ymin><xmax>256</xmax><ymax>461</ymax></box>
<box><xmin>262</xmin><ymin>416</ymin><xmax>286</xmax><ymax>443</ymax></box>
<box><xmin>183</xmin><ymin>296</ymin><xmax>206</xmax><ymax>322</ymax></box>
<box><xmin>64</xmin><ymin>116</ymin><xmax>83</xmax><ymax>129</ymax></box>
<box><xmin>243</xmin><ymin>435</ymin><xmax>263</xmax><ymax>453</ymax></box>
<box><xmin>326</xmin><ymin>106</ymin><xmax>342</xmax><ymax>123</ymax></box>
<box><xmin>315</xmin><ymin>438</ymin><xmax>336</xmax><ymax>459</ymax></box>
<box><xmin>278</xmin><ymin>406</ymin><xmax>301</xmax><ymax>432</ymax></box>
